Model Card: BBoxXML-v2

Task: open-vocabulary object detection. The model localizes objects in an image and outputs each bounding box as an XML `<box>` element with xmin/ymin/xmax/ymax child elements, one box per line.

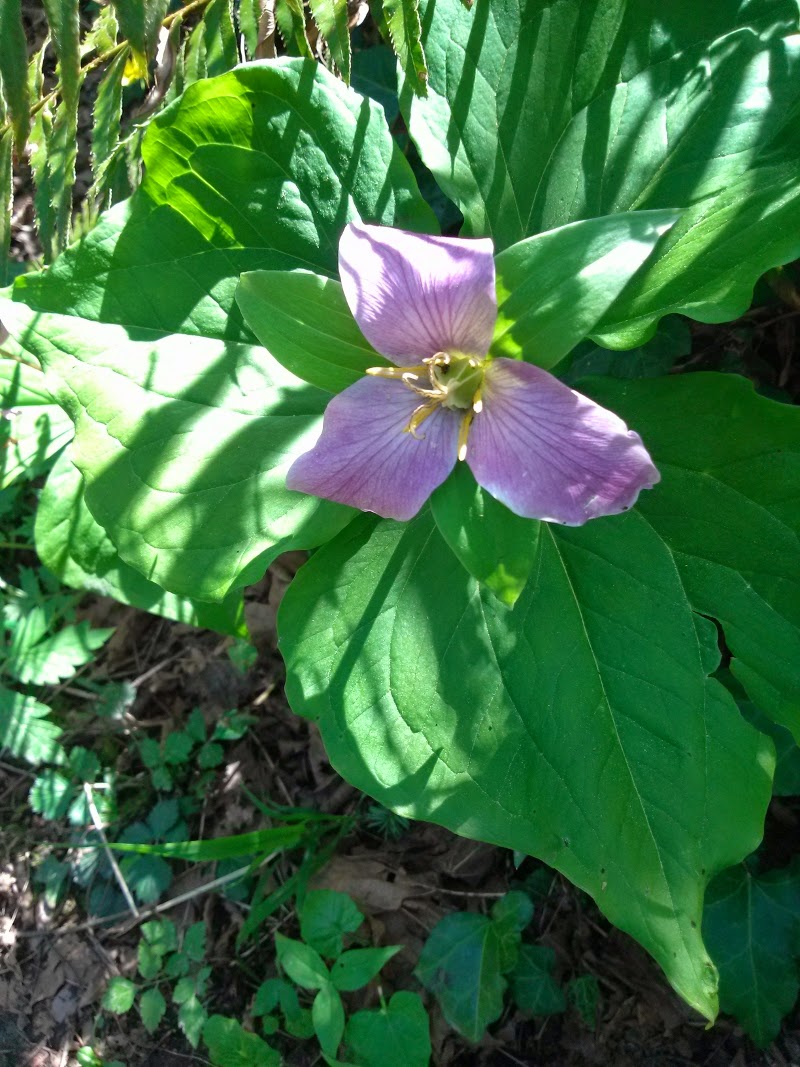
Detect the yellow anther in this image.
<box><xmin>472</xmin><ymin>384</ymin><xmax>483</xmax><ymax>414</ymax></box>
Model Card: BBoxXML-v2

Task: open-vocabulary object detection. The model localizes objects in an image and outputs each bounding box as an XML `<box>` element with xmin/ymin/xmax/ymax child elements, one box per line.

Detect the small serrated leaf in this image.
<box><xmin>0</xmin><ymin>687</ymin><xmax>64</xmax><ymax>767</ymax></box>
<box><xmin>103</xmin><ymin>977</ymin><xmax>137</xmax><ymax>1014</ymax></box>
<box><xmin>139</xmin><ymin>986</ymin><xmax>167</xmax><ymax>1033</ymax></box>
<box><xmin>382</xmin><ymin>0</ymin><xmax>426</xmax><ymax>94</ymax></box>
<box><xmin>177</xmin><ymin>993</ymin><xmax>207</xmax><ymax>1048</ymax></box>
<box><xmin>0</xmin><ymin>0</ymin><xmax>31</xmax><ymax>151</ymax></box>
<box><xmin>110</xmin><ymin>0</ymin><xmax>169</xmax><ymax>66</ymax></box>
<box><xmin>308</xmin><ymin>0</ymin><xmax>351</xmax><ymax>83</ymax></box>
<box><xmin>274</xmin><ymin>0</ymin><xmax>312</xmax><ymax>59</ymax></box>
<box><xmin>92</xmin><ymin>50</ymin><xmax>127</xmax><ymax>176</ymax></box>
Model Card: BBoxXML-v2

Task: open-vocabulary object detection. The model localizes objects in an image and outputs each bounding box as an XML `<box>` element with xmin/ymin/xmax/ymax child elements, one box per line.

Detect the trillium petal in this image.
<box><xmin>286</xmin><ymin>376</ymin><xmax>461</xmax><ymax>521</ymax></box>
<box><xmin>339</xmin><ymin>222</ymin><xmax>496</xmax><ymax>365</ymax></box>
<box><xmin>467</xmin><ymin>359</ymin><xmax>660</xmax><ymax>525</ymax></box>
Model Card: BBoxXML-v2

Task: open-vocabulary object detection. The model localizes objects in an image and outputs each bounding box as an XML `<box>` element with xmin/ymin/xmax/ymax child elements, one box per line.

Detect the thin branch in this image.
<box><xmin>82</xmin><ymin>783</ymin><xmax>140</xmax><ymax>920</ymax></box>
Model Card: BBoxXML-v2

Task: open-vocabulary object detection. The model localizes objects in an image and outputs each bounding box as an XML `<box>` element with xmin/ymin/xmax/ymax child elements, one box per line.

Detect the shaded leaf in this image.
<box><xmin>704</xmin><ymin>859</ymin><xmax>800</xmax><ymax>1047</ymax></box>
<box><xmin>203</xmin><ymin>1014</ymin><xmax>281</xmax><ymax>1067</ymax></box>
<box><xmin>344</xmin><ymin>991</ymin><xmax>431</xmax><ymax>1067</ymax></box>
<box><xmin>299</xmin><ymin>888</ymin><xmax>364</xmax><ymax>958</ymax></box>
<box><xmin>236</xmin><ymin>270</ymin><xmax>385</xmax><ymax>393</ymax></box>
<box><xmin>510</xmin><ymin>944</ymin><xmax>565</xmax><ymax>1017</ymax></box>
<box><xmin>139</xmin><ymin>987</ymin><xmax>167</xmax><ymax>1033</ymax></box>
<box><xmin>431</xmin><ymin>463</ymin><xmax>541</xmax><ymax>606</ymax></box>
<box><xmin>330</xmin><ymin>946</ymin><xmax>401</xmax><ymax>991</ymax></box>
<box><xmin>415</xmin><ymin>908</ymin><xmax>515</xmax><ymax>1041</ymax></box>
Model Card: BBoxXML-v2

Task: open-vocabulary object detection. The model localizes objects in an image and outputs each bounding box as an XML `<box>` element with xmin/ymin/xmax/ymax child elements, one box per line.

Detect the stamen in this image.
<box><xmin>404</xmin><ymin>401</ymin><xmax>440</xmax><ymax>438</ymax></box>
<box><xmin>423</xmin><ymin>352</ymin><xmax>451</xmax><ymax>367</ymax></box>
<box><xmin>472</xmin><ymin>384</ymin><xmax>483</xmax><ymax>414</ymax></box>
<box><xmin>402</xmin><ymin>373</ymin><xmax>446</xmax><ymax>399</ymax></box>
<box><xmin>457</xmin><ymin>411</ymin><xmax>474</xmax><ymax>461</ymax></box>
<box><xmin>367</xmin><ymin>364</ymin><xmax>428</xmax><ymax>379</ymax></box>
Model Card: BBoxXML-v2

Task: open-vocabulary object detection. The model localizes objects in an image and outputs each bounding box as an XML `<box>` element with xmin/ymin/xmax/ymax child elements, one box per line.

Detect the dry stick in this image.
<box><xmin>82</xmin><ymin>782</ymin><xmax>140</xmax><ymax>920</ymax></box>
<box><xmin>19</xmin><ymin>854</ymin><xmax>274</xmax><ymax>939</ymax></box>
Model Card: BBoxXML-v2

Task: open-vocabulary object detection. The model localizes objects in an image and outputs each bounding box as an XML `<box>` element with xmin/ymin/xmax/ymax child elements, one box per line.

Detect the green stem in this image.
<box><xmin>0</xmin><ymin>542</ymin><xmax>35</xmax><ymax>551</ymax></box>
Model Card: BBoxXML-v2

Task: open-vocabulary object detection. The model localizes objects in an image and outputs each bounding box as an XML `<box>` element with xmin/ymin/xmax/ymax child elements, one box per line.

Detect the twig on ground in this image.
<box><xmin>82</xmin><ymin>783</ymin><xmax>140</xmax><ymax>920</ymax></box>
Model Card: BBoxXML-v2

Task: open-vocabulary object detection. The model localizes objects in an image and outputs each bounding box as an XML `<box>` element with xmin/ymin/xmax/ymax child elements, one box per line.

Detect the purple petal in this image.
<box><xmin>466</xmin><ymin>359</ymin><xmax>660</xmax><ymax>524</ymax></box>
<box><xmin>286</xmin><ymin>376</ymin><xmax>461</xmax><ymax>521</ymax></box>
<box><xmin>338</xmin><ymin>222</ymin><xmax>496</xmax><ymax>366</ymax></box>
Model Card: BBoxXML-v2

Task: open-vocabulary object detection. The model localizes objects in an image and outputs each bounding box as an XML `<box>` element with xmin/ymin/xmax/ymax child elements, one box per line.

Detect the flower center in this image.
<box><xmin>366</xmin><ymin>351</ymin><xmax>487</xmax><ymax>460</ymax></box>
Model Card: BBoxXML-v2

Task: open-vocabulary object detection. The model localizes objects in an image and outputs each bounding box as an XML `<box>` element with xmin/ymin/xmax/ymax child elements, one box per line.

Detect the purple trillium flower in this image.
<box><xmin>286</xmin><ymin>222</ymin><xmax>660</xmax><ymax>524</ymax></box>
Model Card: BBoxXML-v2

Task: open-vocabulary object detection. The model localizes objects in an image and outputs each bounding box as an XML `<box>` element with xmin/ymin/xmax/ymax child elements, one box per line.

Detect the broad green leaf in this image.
<box><xmin>585</xmin><ymin>374</ymin><xmax>800</xmax><ymax>743</ymax></box>
<box><xmin>415</xmin><ymin>908</ymin><xmax>517</xmax><ymax>1040</ymax></box>
<box><xmin>3</xmin><ymin>62</ymin><xmax>435</xmax><ymax>597</ymax></box>
<box><xmin>8</xmin><ymin>61</ymin><xmax>436</xmax><ymax>341</ymax></box>
<box><xmin>312</xmin><ymin>980</ymin><xmax>345</xmax><ymax>1056</ymax></box>
<box><xmin>330</xmin><ymin>946</ymin><xmax>401</xmax><ymax>992</ymax></box>
<box><xmin>280</xmin><ymin>500</ymin><xmax>773</xmax><ymax>1021</ymax></box>
<box><xmin>236</xmin><ymin>271</ymin><xmax>386</xmax><ymax>394</ymax></box>
<box><xmin>299</xmin><ymin>889</ymin><xmax>364</xmax><ymax>958</ymax></box>
<box><xmin>5</xmin><ymin>621</ymin><xmax>112</xmax><ymax>686</ymax></box>
<box><xmin>344</xmin><ymin>991</ymin><xmax>431</xmax><ymax>1067</ymax></box>
<box><xmin>382</xmin><ymin>0</ymin><xmax>427</xmax><ymax>94</ymax></box>
<box><xmin>717</xmin><ymin>670</ymin><xmax>800</xmax><ymax>798</ymax></box>
<box><xmin>139</xmin><ymin>987</ymin><xmax>167</xmax><ymax>1033</ymax></box>
<box><xmin>1</xmin><ymin>299</ymin><xmax>351</xmax><ymax>601</ymax></box>
<box><xmin>0</xmin><ymin>687</ymin><xmax>63</xmax><ymax>766</ymax></box>
<box><xmin>510</xmin><ymin>944</ymin><xmax>565</xmax><ymax>1017</ymax></box>
<box><xmin>704</xmin><ymin>859</ymin><xmax>800</xmax><ymax>1047</ymax></box>
<box><xmin>594</xmin><ymin>163</ymin><xmax>800</xmax><ymax>347</ymax></box>
<box><xmin>0</xmin><ymin>361</ymin><xmax>73</xmax><ymax>487</ymax></box>
<box><xmin>403</xmin><ymin>0</ymin><xmax>799</xmax><ymax>247</ymax></box>
<box><xmin>491</xmin><ymin>211</ymin><xmax>678</xmax><ymax>368</ymax></box>
<box><xmin>35</xmin><ymin>451</ymin><xmax>246</xmax><ymax>637</ymax></box>
<box><xmin>276</xmin><ymin>933</ymin><xmax>330</xmax><ymax>989</ymax></box>
<box><xmin>203</xmin><ymin>1015</ymin><xmax>281</xmax><ymax>1067</ymax></box>
<box><xmin>0</xmin><ymin>0</ymin><xmax>31</xmax><ymax>150</ymax></box>
<box><xmin>103</xmin><ymin>977</ymin><xmax>137</xmax><ymax>1014</ymax></box>
<box><xmin>351</xmin><ymin>45</ymin><xmax>400</xmax><ymax>124</ymax></box>
<box><xmin>431</xmin><ymin>463</ymin><xmax>541</xmax><ymax>606</ymax></box>
<box><xmin>309</xmin><ymin>0</ymin><xmax>351</xmax><ymax>83</ymax></box>
<box><xmin>106</xmin><ymin>825</ymin><xmax>305</xmax><ymax>860</ymax></box>
<box><xmin>402</xmin><ymin>0</ymin><xmax>800</xmax><ymax>336</ymax></box>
